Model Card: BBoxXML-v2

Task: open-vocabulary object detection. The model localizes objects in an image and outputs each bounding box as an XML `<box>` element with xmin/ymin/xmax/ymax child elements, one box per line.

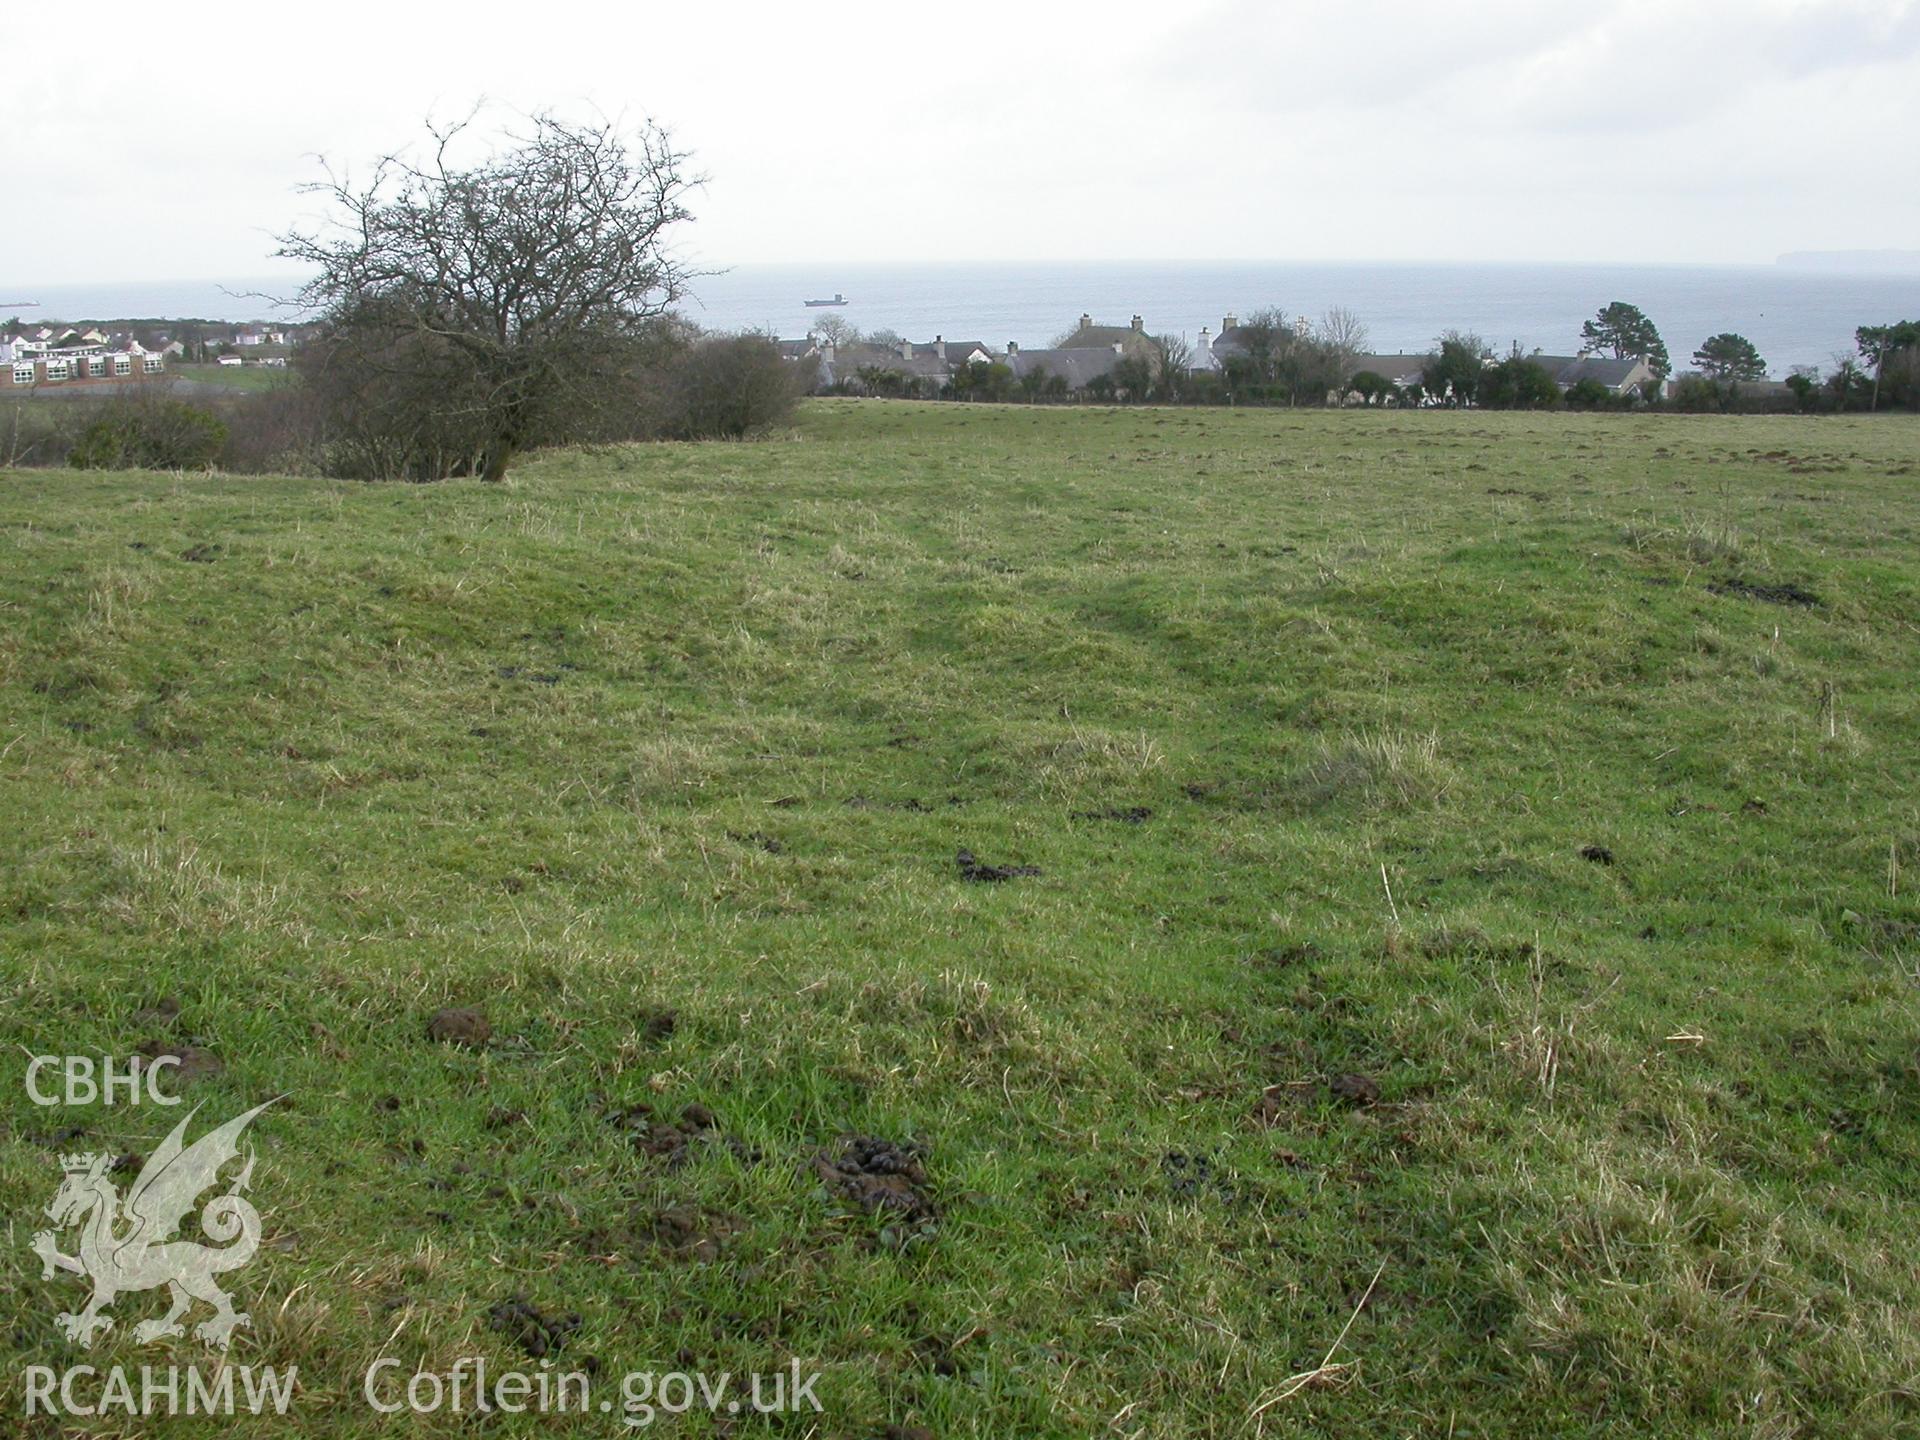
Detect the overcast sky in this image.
<box><xmin>6</xmin><ymin>0</ymin><xmax>1918</xmax><ymax>284</ymax></box>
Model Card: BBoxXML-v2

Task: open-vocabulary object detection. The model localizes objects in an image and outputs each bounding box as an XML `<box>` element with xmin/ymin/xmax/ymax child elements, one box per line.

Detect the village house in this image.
<box><xmin>1524</xmin><ymin>353</ymin><xmax>1656</xmax><ymax>395</ymax></box>
<box><xmin>106</xmin><ymin>328</ymin><xmax>189</xmax><ymax>359</ymax></box>
<box><xmin>809</xmin><ymin>322</ymin><xmax>1149</xmax><ymax>395</ymax></box>
<box><xmin>908</xmin><ymin>336</ymin><xmax>994</xmax><ymax>368</ymax></box>
<box><xmin>1002</xmin><ymin>341</ymin><xmax>1127</xmax><ymax>390</ymax></box>
<box><xmin>5</xmin><ymin>325</ymin><xmax>104</xmax><ymax>361</ymax></box>
<box><xmin>793</xmin><ymin>314</ymin><xmax>1175</xmax><ymax>395</ymax></box>
<box><xmin>812</xmin><ymin>318</ymin><xmax>1155</xmax><ymax>395</ymax></box>
<box><xmin>1188</xmin><ymin>327</ymin><xmax>1222</xmax><ymax>372</ymax></box>
<box><xmin>1058</xmin><ymin>313</ymin><xmax>1158</xmax><ymax>361</ymax></box>
<box><xmin>1205</xmin><ymin>312</ymin><xmax>1315</xmax><ymax>366</ymax></box>
<box><xmin>812</xmin><ymin>340</ymin><xmax>952</xmax><ymax>392</ymax></box>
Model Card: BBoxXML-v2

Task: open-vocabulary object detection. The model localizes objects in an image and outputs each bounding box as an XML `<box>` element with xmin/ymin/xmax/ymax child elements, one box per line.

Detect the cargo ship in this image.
<box><xmin>803</xmin><ymin>293</ymin><xmax>849</xmax><ymax>307</ymax></box>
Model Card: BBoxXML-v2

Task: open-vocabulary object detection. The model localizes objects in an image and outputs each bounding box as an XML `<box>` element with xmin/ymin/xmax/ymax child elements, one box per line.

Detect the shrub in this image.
<box><xmin>297</xmin><ymin>324</ymin><xmax>502</xmax><ymax>481</ymax></box>
<box><xmin>1478</xmin><ymin>356</ymin><xmax>1561</xmax><ymax>410</ymax></box>
<box><xmin>1179</xmin><ymin>371</ymin><xmax>1229</xmax><ymax>406</ymax></box>
<box><xmin>951</xmin><ymin>360</ymin><xmax>1015</xmax><ymax>402</ymax></box>
<box><xmin>1349</xmin><ymin>370</ymin><xmax>1391</xmax><ymax>405</ymax></box>
<box><xmin>1423</xmin><ymin>332</ymin><xmax>1486</xmax><ymax>405</ymax></box>
<box><xmin>1</xmin><ymin>401</ymin><xmax>83</xmax><ymax>468</ymax></box>
<box><xmin>658</xmin><ymin>336</ymin><xmax>810</xmax><ymax>439</ymax></box>
<box><xmin>295</xmin><ymin>324</ymin><xmax>807</xmax><ymax>475</ymax></box>
<box><xmin>68</xmin><ymin>400</ymin><xmax>227</xmax><ymax>471</ymax></box>
<box><xmin>215</xmin><ymin>386</ymin><xmax>328</xmax><ymax>475</ymax></box>
<box><xmin>854</xmin><ymin>365</ymin><xmax>910</xmax><ymax>399</ymax></box>
<box><xmin>1563</xmin><ymin>378</ymin><xmax>1613</xmax><ymax>409</ymax></box>
<box><xmin>1670</xmin><ymin>375</ymin><xmax>1725</xmax><ymax>412</ymax></box>
<box><xmin>1721</xmin><ymin>382</ymin><xmax>1800</xmax><ymax>415</ymax></box>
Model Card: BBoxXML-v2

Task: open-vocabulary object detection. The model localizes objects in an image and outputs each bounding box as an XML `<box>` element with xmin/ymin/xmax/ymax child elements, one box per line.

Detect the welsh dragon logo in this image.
<box><xmin>32</xmin><ymin>1101</ymin><xmax>272</xmax><ymax>1349</ymax></box>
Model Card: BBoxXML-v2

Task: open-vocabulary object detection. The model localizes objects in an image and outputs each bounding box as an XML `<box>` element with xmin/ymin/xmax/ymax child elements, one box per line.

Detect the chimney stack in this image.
<box><xmin>1223</xmin><ymin>313</ymin><xmax>1237</xmax><ymax>332</ymax></box>
<box><xmin>1007</xmin><ymin>341</ymin><xmax>1019</xmax><ymax>357</ymax></box>
<box><xmin>1079</xmin><ymin>313</ymin><xmax>1093</xmax><ymax>331</ymax></box>
<box><xmin>898</xmin><ymin>338</ymin><xmax>912</xmax><ymax>360</ymax></box>
<box><xmin>1131</xmin><ymin>315</ymin><xmax>1143</xmax><ymax>332</ymax></box>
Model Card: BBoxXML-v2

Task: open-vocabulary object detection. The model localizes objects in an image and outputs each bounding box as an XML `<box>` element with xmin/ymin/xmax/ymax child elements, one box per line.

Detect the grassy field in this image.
<box><xmin>164</xmin><ymin>363</ymin><xmax>293</xmax><ymax>393</ymax></box>
<box><xmin>2</xmin><ymin>400</ymin><xmax>1918</xmax><ymax>1436</ymax></box>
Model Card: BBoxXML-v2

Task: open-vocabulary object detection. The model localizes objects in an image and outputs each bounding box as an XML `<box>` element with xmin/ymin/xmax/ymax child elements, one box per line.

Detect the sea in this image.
<box><xmin>5</xmin><ymin>261</ymin><xmax>1915</xmax><ymax>376</ymax></box>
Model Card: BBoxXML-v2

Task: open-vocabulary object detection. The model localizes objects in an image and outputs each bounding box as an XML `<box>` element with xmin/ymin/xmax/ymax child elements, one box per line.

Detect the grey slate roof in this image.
<box><xmin>1209</xmin><ymin>325</ymin><xmax>1272</xmax><ymax>360</ymax></box>
<box><xmin>1058</xmin><ymin>325</ymin><xmax>1139</xmax><ymax>350</ymax></box>
<box><xmin>816</xmin><ymin>343</ymin><xmax>953</xmax><ymax>389</ymax></box>
<box><xmin>1531</xmin><ymin>354</ymin><xmax>1652</xmax><ymax>389</ymax></box>
<box><xmin>1007</xmin><ymin>347</ymin><xmax>1125</xmax><ymax>388</ymax></box>
<box><xmin>909</xmin><ymin>339</ymin><xmax>991</xmax><ymax>364</ymax></box>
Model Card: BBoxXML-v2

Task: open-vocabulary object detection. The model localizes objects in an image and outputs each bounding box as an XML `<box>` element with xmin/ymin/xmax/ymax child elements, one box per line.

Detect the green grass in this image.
<box><xmin>166</xmin><ymin>363</ymin><xmax>293</xmax><ymax>392</ymax></box>
<box><xmin>2</xmin><ymin>401</ymin><xmax>1918</xmax><ymax>1436</ymax></box>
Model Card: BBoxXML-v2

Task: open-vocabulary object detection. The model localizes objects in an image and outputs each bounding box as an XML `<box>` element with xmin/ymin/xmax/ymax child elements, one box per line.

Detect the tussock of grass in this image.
<box><xmin>621</xmin><ymin>734</ymin><xmax>718</xmax><ymax>798</ymax></box>
<box><xmin>1683</xmin><ymin>516</ymin><xmax>1748</xmax><ymax>566</ymax></box>
<box><xmin>1276</xmin><ymin>728</ymin><xmax>1448</xmax><ymax>811</ymax></box>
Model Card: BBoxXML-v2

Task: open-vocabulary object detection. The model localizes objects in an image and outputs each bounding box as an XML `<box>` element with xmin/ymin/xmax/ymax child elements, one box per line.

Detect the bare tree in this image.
<box><xmin>810</xmin><ymin>314</ymin><xmax>862</xmax><ymax>349</ymax></box>
<box><xmin>1314</xmin><ymin>308</ymin><xmax>1369</xmax><ymax>402</ymax></box>
<box><xmin>1317</xmin><ymin>307</ymin><xmax>1369</xmax><ymax>359</ymax></box>
<box><xmin>1152</xmin><ymin>333</ymin><xmax>1193</xmax><ymax>400</ymax></box>
<box><xmin>278</xmin><ymin>109</ymin><xmax>698</xmax><ymax>481</ymax></box>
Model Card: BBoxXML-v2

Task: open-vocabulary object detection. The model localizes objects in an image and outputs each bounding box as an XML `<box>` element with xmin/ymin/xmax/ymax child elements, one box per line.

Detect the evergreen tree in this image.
<box><xmin>1579</xmin><ymin>301</ymin><xmax>1671</xmax><ymax>380</ymax></box>
<box><xmin>1692</xmin><ymin>333</ymin><xmax>1768</xmax><ymax>381</ymax></box>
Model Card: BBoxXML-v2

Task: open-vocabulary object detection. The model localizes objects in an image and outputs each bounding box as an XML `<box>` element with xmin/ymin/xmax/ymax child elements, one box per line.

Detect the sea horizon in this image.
<box><xmin>5</xmin><ymin>258</ymin><xmax>1913</xmax><ymax>376</ymax></box>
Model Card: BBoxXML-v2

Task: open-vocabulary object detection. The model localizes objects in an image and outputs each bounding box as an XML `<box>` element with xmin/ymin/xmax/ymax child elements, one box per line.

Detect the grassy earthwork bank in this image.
<box><xmin>2</xmin><ymin>401</ymin><xmax>1919</xmax><ymax>1436</ymax></box>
